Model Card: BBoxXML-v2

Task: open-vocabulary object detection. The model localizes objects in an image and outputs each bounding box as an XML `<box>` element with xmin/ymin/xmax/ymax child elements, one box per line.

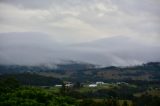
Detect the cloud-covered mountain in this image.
<box><xmin>71</xmin><ymin>36</ymin><xmax>160</xmax><ymax>66</ymax></box>
<box><xmin>0</xmin><ymin>32</ymin><xmax>160</xmax><ymax>66</ymax></box>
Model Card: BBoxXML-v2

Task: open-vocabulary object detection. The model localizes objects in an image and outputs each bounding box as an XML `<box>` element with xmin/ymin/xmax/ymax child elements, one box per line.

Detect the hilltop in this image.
<box><xmin>0</xmin><ymin>62</ymin><xmax>160</xmax><ymax>83</ymax></box>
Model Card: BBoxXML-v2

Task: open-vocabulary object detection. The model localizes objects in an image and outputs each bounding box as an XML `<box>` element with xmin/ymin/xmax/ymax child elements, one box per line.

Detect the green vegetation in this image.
<box><xmin>0</xmin><ymin>77</ymin><xmax>160</xmax><ymax>106</ymax></box>
<box><xmin>0</xmin><ymin>73</ymin><xmax>61</xmax><ymax>86</ymax></box>
<box><xmin>0</xmin><ymin>62</ymin><xmax>160</xmax><ymax>105</ymax></box>
<box><xmin>0</xmin><ymin>78</ymin><xmax>77</xmax><ymax>106</ymax></box>
<box><xmin>1</xmin><ymin>62</ymin><xmax>160</xmax><ymax>82</ymax></box>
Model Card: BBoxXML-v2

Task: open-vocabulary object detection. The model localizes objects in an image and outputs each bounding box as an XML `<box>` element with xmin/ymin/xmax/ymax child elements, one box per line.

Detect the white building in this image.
<box><xmin>65</xmin><ymin>84</ymin><xmax>73</xmax><ymax>87</ymax></box>
<box><xmin>89</xmin><ymin>84</ymin><xmax>97</xmax><ymax>87</ymax></box>
<box><xmin>96</xmin><ymin>82</ymin><xmax>104</xmax><ymax>85</ymax></box>
<box><xmin>55</xmin><ymin>85</ymin><xmax>62</xmax><ymax>87</ymax></box>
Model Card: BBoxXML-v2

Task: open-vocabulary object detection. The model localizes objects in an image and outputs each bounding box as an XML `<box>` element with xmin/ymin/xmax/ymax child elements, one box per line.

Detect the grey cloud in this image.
<box><xmin>2</xmin><ymin>0</ymin><xmax>159</xmax><ymax>15</ymax></box>
<box><xmin>0</xmin><ymin>0</ymin><xmax>54</xmax><ymax>9</ymax></box>
<box><xmin>112</xmin><ymin>0</ymin><xmax>160</xmax><ymax>15</ymax></box>
<box><xmin>0</xmin><ymin>0</ymin><xmax>160</xmax><ymax>66</ymax></box>
<box><xmin>0</xmin><ymin>32</ymin><xmax>160</xmax><ymax>66</ymax></box>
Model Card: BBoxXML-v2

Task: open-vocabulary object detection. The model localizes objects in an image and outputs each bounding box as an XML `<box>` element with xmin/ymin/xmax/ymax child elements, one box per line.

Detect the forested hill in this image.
<box><xmin>0</xmin><ymin>62</ymin><xmax>160</xmax><ymax>82</ymax></box>
<box><xmin>0</xmin><ymin>62</ymin><xmax>95</xmax><ymax>74</ymax></box>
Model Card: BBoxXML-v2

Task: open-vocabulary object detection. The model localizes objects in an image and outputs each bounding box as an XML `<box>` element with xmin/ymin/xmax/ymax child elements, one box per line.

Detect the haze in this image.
<box><xmin>0</xmin><ymin>0</ymin><xmax>160</xmax><ymax>66</ymax></box>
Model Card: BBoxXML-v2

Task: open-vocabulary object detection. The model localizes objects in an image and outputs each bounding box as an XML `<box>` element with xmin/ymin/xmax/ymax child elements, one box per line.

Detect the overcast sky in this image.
<box><xmin>0</xmin><ymin>0</ymin><xmax>160</xmax><ymax>43</ymax></box>
<box><xmin>0</xmin><ymin>0</ymin><xmax>160</xmax><ymax>66</ymax></box>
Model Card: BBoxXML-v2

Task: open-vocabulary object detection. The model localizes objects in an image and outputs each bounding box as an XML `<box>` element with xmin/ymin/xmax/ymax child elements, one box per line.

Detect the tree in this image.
<box><xmin>122</xmin><ymin>101</ymin><xmax>129</xmax><ymax>106</ymax></box>
<box><xmin>106</xmin><ymin>99</ymin><xmax>120</xmax><ymax>106</ymax></box>
<box><xmin>60</xmin><ymin>82</ymin><xmax>66</xmax><ymax>95</ymax></box>
<box><xmin>74</xmin><ymin>81</ymin><xmax>81</xmax><ymax>88</ymax></box>
<box><xmin>0</xmin><ymin>77</ymin><xmax>20</xmax><ymax>93</ymax></box>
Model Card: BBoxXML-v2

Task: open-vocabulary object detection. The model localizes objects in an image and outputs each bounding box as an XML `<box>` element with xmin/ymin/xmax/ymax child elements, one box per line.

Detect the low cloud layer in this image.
<box><xmin>0</xmin><ymin>32</ymin><xmax>159</xmax><ymax>66</ymax></box>
<box><xmin>0</xmin><ymin>0</ymin><xmax>160</xmax><ymax>66</ymax></box>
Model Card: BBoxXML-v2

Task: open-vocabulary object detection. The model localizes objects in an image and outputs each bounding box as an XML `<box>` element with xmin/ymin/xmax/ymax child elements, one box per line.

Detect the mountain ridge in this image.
<box><xmin>0</xmin><ymin>62</ymin><xmax>160</xmax><ymax>82</ymax></box>
<box><xmin>0</xmin><ymin>32</ymin><xmax>160</xmax><ymax>66</ymax></box>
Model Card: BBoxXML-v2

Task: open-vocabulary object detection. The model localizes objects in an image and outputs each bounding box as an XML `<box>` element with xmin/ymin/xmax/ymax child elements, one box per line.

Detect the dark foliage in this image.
<box><xmin>0</xmin><ymin>73</ymin><xmax>61</xmax><ymax>86</ymax></box>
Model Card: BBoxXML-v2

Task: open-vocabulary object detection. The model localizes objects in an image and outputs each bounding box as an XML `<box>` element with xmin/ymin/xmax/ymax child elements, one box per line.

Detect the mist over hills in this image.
<box><xmin>0</xmin><ymin>62</ymin><xmax>160</xmax><ymax>82</ymax></box>
<box><xmin>0</xmin><ymin>32</ymin><xmax>160</xmax><ymax>66</ymax></box>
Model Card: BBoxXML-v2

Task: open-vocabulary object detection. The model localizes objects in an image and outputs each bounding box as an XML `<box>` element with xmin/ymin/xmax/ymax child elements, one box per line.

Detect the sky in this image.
<box><xmin>0</xmin><ymin>0</ymin><xmax>160</xmax><ymax>66</ymax></box>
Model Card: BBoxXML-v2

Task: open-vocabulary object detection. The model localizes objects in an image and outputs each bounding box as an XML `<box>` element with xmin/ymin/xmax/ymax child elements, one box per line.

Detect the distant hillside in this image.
<box><xmin>0</xmin><ymin>62</ymin><xmax>95</xmax><ymax>74</ymax></box>
<box><xmin>0</xmin><ymin>62</ymin><xmax>160</xmax><ymax>82</ymax></box>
